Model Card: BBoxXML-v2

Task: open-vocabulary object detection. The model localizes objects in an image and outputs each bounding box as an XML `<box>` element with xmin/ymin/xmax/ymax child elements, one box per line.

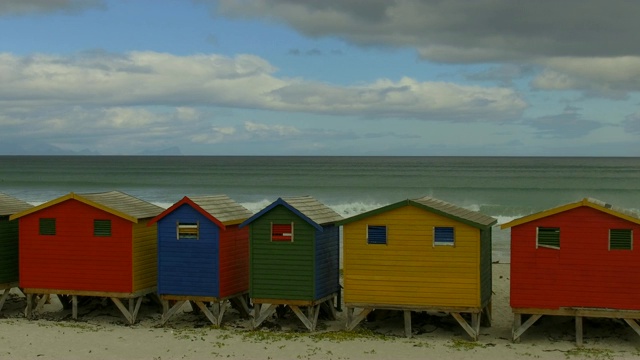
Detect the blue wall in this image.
<box><xmin>157</xmin><ymin>204</ymin><xmax>220</xmax><ymax>297</ymax></box>
<box><xmin>314</xmin><ymin>225</ymin><xmax>340</xmax><ymax>299</ymax></box>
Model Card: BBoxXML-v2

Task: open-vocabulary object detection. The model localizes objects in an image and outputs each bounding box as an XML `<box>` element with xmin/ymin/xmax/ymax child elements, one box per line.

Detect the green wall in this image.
<box><xmin>0</xmin><ymin>217</ymin><xmax>19</xmax><ymax>284</ymax></box>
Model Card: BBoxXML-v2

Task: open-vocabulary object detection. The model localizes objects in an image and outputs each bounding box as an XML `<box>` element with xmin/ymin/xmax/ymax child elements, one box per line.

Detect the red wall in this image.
<box><xmin>218</xmin><ymin>225</ymin><xmax>249</xmax><ymax>298</ymax></box>
<box><xmin>19</xmin><ymin>200</ymin><xmax>133</xmax><ymax>293</ymax></box>
<box><xmin>511</xmin><ymin>206</ymin><xmax>640</xmax><ymax>310</ymax></box>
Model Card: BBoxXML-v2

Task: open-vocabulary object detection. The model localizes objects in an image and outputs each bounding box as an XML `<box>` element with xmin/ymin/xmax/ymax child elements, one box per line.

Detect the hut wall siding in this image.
<box><xmin>314</xmin><ymin>225</ymin><xmax>340</xmax><ymax>299</ymax></box>
<box><xmin>511</xmin><ymin>206</ymin><xmax>640</xmax><ymax>310</ymax></box>
<box><xmin>343</xmin><ymin>205</ymin><xmax>481</xmax><ymax>308</ymax></box>
<box><xmin>157</xmin><ymin>205</ymin><xmax>218</xmax><ymax>297</ymax></box>
<box><xmin>250</xmin><ymin>206</ymin><xmax>314</xmax><ymax>300</ymax></box>
<box><xmin>132</xmin><ymin>220</ymin><xmax>158</xmax><ymax>291</ymax></box>
<box><xmin>0</xmin><ymin>217</ymin><xmax>19</xmax><ymax>284</ymax></box>
<box><xmin>218</xmin><ymin>224</ymin><xmax>249</xmax><ymax>298</ymax></box>
<box><xmin>19</xmin><ymin>200</ymin><xmax>133</xmax><ymax>293</ymax></box>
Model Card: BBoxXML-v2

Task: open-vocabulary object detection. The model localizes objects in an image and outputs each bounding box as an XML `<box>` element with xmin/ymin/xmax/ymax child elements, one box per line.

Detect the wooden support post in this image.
<box><xmin>472</xmin><ymin>313</ymin><xmax>481</xmax><ymax>338</ymax></box>
<box><xmin>321</xmin><ymin>297</ymin><xmax>337</xmax><ymax>321</ymax></box>
<box><xmin>290</xmin><ymin>305</ymin><xmax>314</xmax><ymax>331</ymax></box>
<box><xmin>623</xmin><ymin>319</ymin><xmax>640</xmax><ymax>338</ymax></box>
<box><xmin>512</xmin><ymin>314</ymin><xmax>542</xmax><ymax>342</ymax></box>
<box><xmin>35</xmin><ymin>294</ymin><xmax>49</xmax><ymax>313</ymax></box>
<box><xmin>194</xmin><ymin>301</ymin><xmax>222</xmax><ymax>326</ymax></box>
<box><xmin>345</xmin><ymin>307</ymin><xmax>373</xmax><ymax>331</ymax></box>
<box><xmin>25</xmin><ymin>294</ymin><xmax>33</xmax><ymax>319</ymax></box>
<box><xmin>404</xmin><ymin>310</ymin><xmax>412</xmax><ymax>338</ymax></box>
<box><xmin>253</xmin><ymin>304</ymin><xmax>278</xmax><ymax>329</ymax></box>
<box><xmin>311</xmin><ymin>304</ymin><xmax>321</xmax><ymax>331</ymax></box>
<box><xmin>72</xmin><ymin>295</ymin><xmax>78</xmax><ymax>320</ymax></box>
<box><xmin>481</xmin><ymin>301</ymin><xmax>492</xmax><ymax>327</ymax></box>
<box><xmin>230</xmin><ymin>296</ymin><xmax>251</xmax><ymax>318</ymax></box>
<box><xmin>111</xmin><ymin>297</ymin><xmax>143</xmax><ymax>324</ymax></box>
<box><xmin>161</xmin><ymin>300</ymin><xmax>187</xmax><ymax>325</ymax></box>
<box><xmin>451</xmin><ymin>312</ymin><xmax>478</xmax><ymax>341</ymax></box>
<box><xmin>575</xmin><ymin>316</ymin><xmax>583</xmax><ymax>347</ymax></box>
<box><xmin>512</xmin><ymin>313</ymin><xmax>521</xmax><ymax>343</ymax></box>
<box><xmin>0</xmin><ymin>289</ymin><xmax>10</xmax><ymax>312</ymax></box>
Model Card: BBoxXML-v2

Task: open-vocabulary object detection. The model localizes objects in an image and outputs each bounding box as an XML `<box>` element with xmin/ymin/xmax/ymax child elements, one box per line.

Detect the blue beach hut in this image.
<box><xmin>148</xmin><ymin>195</ymin><xmax>253</xmax><ymax>325</ymax></box>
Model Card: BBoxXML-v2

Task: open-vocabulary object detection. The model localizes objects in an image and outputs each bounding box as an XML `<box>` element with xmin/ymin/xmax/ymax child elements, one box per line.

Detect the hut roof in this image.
<box><xmin>148</xmin><ymin>195</ymin><xmax>252</xmax><ymax>228</ymax></box>
<box><xmin>500</xmin><ymin>198</ymin><xmax>640</xmax><ymax>229</ymax></box>
<box><xmin>10</xmin><ymin>191</ymin><xmax>163</xmax><ymax>223</ymax></box>
<box><xmin>0</xmin><ymin>193</ymin><xmax>34</xmax><ymax>216</ymax></box>
<box><xmin>337</xmin><ymin>196</ymin><xmax>496</xmax><ymax>229</ymax></box>
<box><xmin>240</xmin><ymin>195</ymin><xmax>342</xmax><ymax>231</ymax></box>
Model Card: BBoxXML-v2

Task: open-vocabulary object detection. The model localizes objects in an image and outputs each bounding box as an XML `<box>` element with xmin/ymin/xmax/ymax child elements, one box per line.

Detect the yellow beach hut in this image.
<box><xmin>338</xmin><ymin>196</ymin><xmax>496</xmax><ymax>340</ymax></box>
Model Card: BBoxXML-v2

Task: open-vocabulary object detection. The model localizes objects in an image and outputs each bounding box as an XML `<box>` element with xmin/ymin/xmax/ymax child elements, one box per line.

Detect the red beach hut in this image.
<box><xmin>502</xmin><ymin>198</ymin><xmax>640</xmax><ymax>345</ymax></box>
<box><xmin>10</xmin><ymin>191</ymin><xmax>164</xmax><ymax>324</ymax></box>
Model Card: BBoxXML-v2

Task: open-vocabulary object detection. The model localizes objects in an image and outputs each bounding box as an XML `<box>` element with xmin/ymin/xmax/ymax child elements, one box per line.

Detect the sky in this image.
<box><xmin>1</xmin><ymin>0</ymin><xmax>639</xmax><ymax>156</ymax></box>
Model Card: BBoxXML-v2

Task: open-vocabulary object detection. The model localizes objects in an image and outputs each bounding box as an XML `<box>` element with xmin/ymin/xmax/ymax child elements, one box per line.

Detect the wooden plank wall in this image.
<box><xmin>0</xmin><ymin>217</ymin><xmax>19</xmax><ymax>284</ymax></box>
<box><xmin>132</xmin><ymin>219</ymin><xmax>158</xmax><ymax>292</ymax></box>
<box><xmin>343</xmin><ymin>205</ymin><xmax>481</xmax><ymax>308</ymax></box>
<box><xmin>250</xmin><ymin>206</ymin><xmax>315</xmax><ymax>300</ymax></box>
<box><xmin>156</xmin><ymin>205</ymin><xmax>218</xmax><ymax>297</ymax></box>
<box><xmin>19</xmin><ymin>200</ymin><xmax>133</xmax><ymax>292</ymax></box>
<box><xmin>511</xmin><ymin>206</ymin><xmax>640</xmax><ymax>310</ymax></box>
<box><xmin>219</xmin><ymin>224</ymin><xmax>249</xmax><ymax>298</ymax></box>
<box><xmin>314</xmin><ymin>225</ymin><xmax>340</xmax><ymax>299</ymax></box>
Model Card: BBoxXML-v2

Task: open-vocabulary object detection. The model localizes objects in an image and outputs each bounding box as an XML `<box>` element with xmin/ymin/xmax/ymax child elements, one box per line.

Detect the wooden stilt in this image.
<box><xmin>481</xmin><ymin>301</ymin><xmax>492</xmax><ymax>327</ymax></box>
<box><xmin>110</xmin><ymin>297</ymin><xmax>143</xmax><ymax>324</ymax></box>
<box><xmin>253</xmin><ymin>304</ymin><xmax>278</xmax><ymax>329</ymax></box>
<box><xmin>512</xmin><ymin>313</ymin><xmax>522</xmax><ymax>343</ymax></box>
<box><xmin>25</xmin><ymin>294</ymin><xmax>33</xmax><ymax>319</ymax></box>
<box><xmin>512</xmin><ymin>314</ymin><xmax>542</xmax><ymax>342</ymax></box>
<box><xmin>290</xmin><ymin>305</ymin><xmax>315</xmax><ymax>331</ymax></box>
<box><xmin>624</xmin><ymin>319</ymin><xmax>640</xmax><ymax>338</ymax></box>
<box><xmin>345</xmin><ymin>307</ymin><xmax>373</xmax><ymax>331</ymax></box>
<box><xmin>35</xmin><ymin>294</ymin><xmax>49</xmax><ymax>313</ymax></box>
<box><xmin>451</xmin><ymin>312</ymin><xmax>479</xmax><ymax>341</ymax></box>
<box><xmin>0</xmin><ymin>289</ymin><xmax>11</xmax><ymax>312</ymax></box>
<box><xmin>161</xmin><ymin>300</ymin><xmax>187</xmax><ymax>325</ymax></box>
<box><xmin>230</xmin><ymin>295</ymin><xmax>251</xmax><ymax>318</ymax></box>
<box><xmin>575</xmin><ymin>316</ymin><xmax>583</xmax><ymax>347</ymax></box>
<box><xmin>404</xmin><ymin>310</ymin><xmax>412</xmax><ymax>338</ymax></box>
<box><xmin>72</xmin><ymin>295</ymin><xmax>78</xmax><ymax>319</ymax></box>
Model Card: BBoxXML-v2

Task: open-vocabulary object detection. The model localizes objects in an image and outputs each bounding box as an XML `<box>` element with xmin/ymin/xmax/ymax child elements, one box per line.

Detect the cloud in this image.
<box><xmin>531</xmin><ymin>57</ymin><xmax>640</xmax><ymax>99</ymax></box>
<box><xmin>525</xmin><ymin>106</ymin><xmax>603</xmax><ymax>139</ymax></box>
<box><xmin>623</xmin><ymin>112</ymin><xmax>640</xmax><ymax>134</ymax></box>
<box><xmin>211</xmin><ymin>0</ymin><xmax>640</xmax><ymax>63</ymax></box>
<box><xmin>0</xmin><ymin>0</ymin><xmax>104</xmax><ymax>16</ymax></box>
<box><xmin>0</xmin><ymin>51</ymin><xmax>525</xmax><ymax>121</ymax></box>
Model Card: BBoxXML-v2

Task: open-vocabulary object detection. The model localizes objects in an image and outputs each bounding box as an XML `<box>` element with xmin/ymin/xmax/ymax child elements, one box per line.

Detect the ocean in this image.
<box><xmin>2</xmin><ymin>156</ymin><xmax>639</xmax><ymax>262</ymax></box>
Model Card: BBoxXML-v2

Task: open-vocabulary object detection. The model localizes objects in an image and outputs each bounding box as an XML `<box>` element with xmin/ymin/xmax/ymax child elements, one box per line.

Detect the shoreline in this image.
<box><xmin>2</xmin><ymin>264</ymin><xmax>639</xmax><ymax>359</ymax></box>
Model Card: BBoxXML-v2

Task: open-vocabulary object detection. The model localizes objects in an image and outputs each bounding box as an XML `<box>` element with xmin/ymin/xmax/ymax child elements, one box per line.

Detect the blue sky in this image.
<box><xmin>1</xmin><ymin>0</ymin><xmax>639</xmax><ymax>156</ymax></box>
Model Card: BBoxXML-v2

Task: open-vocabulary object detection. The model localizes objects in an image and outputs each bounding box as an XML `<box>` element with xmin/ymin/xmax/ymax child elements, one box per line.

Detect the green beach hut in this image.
<box><xmin>0</xmin><ymin>193</ymin><xmax>33</xmax><ymax>312</ymax></box>
<box><xmin>240</xmin><ymin>196</ymin><xmax>343</xmax><ymax>331</ymax></box>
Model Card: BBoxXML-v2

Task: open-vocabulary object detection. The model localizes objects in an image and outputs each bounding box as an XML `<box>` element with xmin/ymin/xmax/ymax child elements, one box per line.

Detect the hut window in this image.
<box><xmin>367</xmin><ymin>225</ymin><xmax>387</xmax><ymax>245</ymax></box>
<box><xmin>537</xmin><ymin>227</ymin><xmax>560</xmax><ymax>249</ymax></box>
<box><xmin>93</xmin><ymin>220</ymin><xmax>112</xmax><ymax>237</ymax></box>
<box><xmin>609</xmin><ymin>229</ymin><xmax>632</xmax><ymax>250</ymax></box>
<box><xmin>272</xmin><ymin>223</ymin><xmax>293</xmax><ymax>242</ymax></box>
<box><xmin>177</xmin><ymin>222</ymin><xmax>199</xmax><ymax>240</ymax></box>
<box><xmin>39</xmin><ymin>218</ymin><xmax>56</xmax><ymax>235</ymax></box>
<box><xmin>434</xmin><ymin>227</ymin><xmax>455</xmax><ymax>246</ymax></box>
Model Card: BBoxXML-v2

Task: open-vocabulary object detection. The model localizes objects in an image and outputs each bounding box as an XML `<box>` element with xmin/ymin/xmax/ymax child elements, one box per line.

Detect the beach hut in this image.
<box><xmin>240</xmin><ymin>196</ymin><xmax>343</xmax><ymax>331</ymax></box>
<box><xmin>10</xmin><ymin>191</ymin><xmax>163</xmax><ymax>324</ymax></box>
<box><xmin>148</xmin><ymin>195</ymin><xmax>253</xmax><ymax>325</ymax></box>
<box><xmin>338</xmin><ymin>196</ymin><xmax>496</xmax><ymax>340</ymax></box>
<box><xmin>0</xmin><ymin>193</ymin><xmax>33</xmax><ymax>312</ymax></box>
<box><xmin>502</xmin><ymin>198</ymin><xmax>640</xmax><ymax>346</ymax></box>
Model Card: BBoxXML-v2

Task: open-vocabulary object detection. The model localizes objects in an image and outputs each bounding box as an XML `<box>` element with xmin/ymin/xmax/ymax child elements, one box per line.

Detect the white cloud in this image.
<box><xmin>0</xmin><ymin>0</ymin><xmax>104</xmax><ymax>16</ymax></box>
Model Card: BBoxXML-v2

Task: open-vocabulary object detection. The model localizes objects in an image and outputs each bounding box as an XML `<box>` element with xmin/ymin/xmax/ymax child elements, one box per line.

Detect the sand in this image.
<box><xmin>1</xmin><ymin>263</ymin><xmax>639</xmax><ymax>360</ymax></box>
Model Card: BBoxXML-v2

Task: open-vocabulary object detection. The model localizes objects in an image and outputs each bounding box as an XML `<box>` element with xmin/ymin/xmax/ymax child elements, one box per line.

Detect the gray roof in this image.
<box><xmin>0</xmin><ymin>193</ymin><xmax>33</xmax><ymax>216</ymax></box>
<box><xmin>282</xmin><ymin>195</ymin><xmax>343</xmax><ymax>225</ymax></box>
<box><xmin>585</xmin><ymin>197</ymin><xmax>640</xmax><ymax>220</ymax></box>
<box><xmin>411</xmin><ymin>196</ymin><xmax>497</xmax><ymax>227</ymax></box>
<box><xmin>189</xmin><ymin>195</ymin><xmax>252</xmax><ymax>224</ymax></box>
<box><xmin>81</xmin><ymin>191</ymin><xmax>164</xmax><ymax>220</ymax></box>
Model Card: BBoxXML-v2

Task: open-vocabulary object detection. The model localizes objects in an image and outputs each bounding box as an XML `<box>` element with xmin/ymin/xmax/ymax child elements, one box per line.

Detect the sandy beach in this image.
<box><xmin>1</xmin><ymin>263</ymin><xmax>639</xmax><ymax>360</ymax></box>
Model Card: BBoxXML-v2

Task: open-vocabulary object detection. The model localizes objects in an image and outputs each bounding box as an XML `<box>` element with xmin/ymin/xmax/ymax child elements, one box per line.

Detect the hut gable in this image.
<box><xmin>504</xmin><ymin>198</ymin><xmax>640</xmax><ymax>311</ymax></box>
<box><xmin>241</xmin><ymin>196</ymin><xmax>342</xmax><ymax>230</ymax></box>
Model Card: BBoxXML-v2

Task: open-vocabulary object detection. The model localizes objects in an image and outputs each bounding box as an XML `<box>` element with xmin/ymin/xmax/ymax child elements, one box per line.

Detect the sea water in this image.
<box><xmin>2</xmin><ymin>156</ymin><xmax>639</xmax><ymax>262</ymax></box>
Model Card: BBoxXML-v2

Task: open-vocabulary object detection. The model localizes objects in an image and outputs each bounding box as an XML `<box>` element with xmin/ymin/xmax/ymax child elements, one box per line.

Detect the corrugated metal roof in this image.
<box><xmin>80</xmin><ymin>191</ymin><xmax>164</xmax><ymax>220</ymax></box>
<box><xmin>411</xmin><ymin>196</ymin><xmax>497</xmax><ymax>228</ymax></box>
<box><xmin>0</xmin><ymin>193</ymin><xmax>34</xmax><ymax>216</ymax></box>
<box><xmin>281</xmin><ymin>195</ymin><xmax>343</xmax><ymax>225</ymax></box>
<box><xmin>189</xmin><ymin>195</ymin><xmax>252</xmax><ymax>224</ymax></box>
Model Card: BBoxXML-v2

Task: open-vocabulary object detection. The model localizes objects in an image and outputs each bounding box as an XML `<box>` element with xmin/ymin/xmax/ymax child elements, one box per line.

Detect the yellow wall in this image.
<box><xmin>132</xmin><ymin>220</ymin><xmax>158</xmax><ymax>291</ymax></box>
<box><xmin>343</xmin><ymin>205</ymin><xmax>481</xmax><ymax>308</ymax></box>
